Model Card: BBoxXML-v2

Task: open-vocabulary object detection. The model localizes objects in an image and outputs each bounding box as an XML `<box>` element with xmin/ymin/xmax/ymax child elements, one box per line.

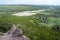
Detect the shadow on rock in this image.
<box><xmin>0</xmin><ymin>24</ymin><xmax>30</xmax><ymax>40</ymax></box>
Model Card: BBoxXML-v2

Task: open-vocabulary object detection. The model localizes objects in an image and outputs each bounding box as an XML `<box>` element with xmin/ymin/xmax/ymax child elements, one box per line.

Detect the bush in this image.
<box><xmin>0</xmin><ymin>22</ymin><xmax>12</xmax><ymax>33</ymax></box>
<box><xmin>52</xmin><ymin>25</ymin><xmax>60</xmax><ymax>32</ymax></box>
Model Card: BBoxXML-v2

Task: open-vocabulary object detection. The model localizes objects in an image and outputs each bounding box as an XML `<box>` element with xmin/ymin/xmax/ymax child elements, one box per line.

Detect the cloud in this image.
<box><xmin>0</xmin><ymin>0</ymin><xmax>60</xmax><ymax>5</ymax></box>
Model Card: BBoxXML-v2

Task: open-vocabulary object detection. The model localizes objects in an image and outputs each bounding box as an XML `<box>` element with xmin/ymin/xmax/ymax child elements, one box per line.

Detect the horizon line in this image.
<box><xmin>0</xmin><ymin>4</ymin><xmax>60</xmax><ymax>6</ymax></box>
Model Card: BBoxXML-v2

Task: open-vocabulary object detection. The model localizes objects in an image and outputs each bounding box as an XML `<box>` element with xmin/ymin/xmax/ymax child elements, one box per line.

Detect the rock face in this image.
<box><xmin>0</xmin><ymin>25</ymin><xmax>30</xmax><ymax>40</ymax></box>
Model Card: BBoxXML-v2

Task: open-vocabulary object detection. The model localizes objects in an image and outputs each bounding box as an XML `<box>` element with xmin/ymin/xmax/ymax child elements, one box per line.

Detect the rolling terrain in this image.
<box><xmin>0</xmin><ymin>5</ymin><xmax>60</xmax><ymax>40</ymax></box>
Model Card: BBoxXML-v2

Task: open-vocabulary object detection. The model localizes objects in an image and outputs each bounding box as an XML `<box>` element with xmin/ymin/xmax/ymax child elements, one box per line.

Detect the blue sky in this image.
<box><xmin>0</xmin><ymin>0</ymin><xmax>60</xmax><ymax>5</ymax></box>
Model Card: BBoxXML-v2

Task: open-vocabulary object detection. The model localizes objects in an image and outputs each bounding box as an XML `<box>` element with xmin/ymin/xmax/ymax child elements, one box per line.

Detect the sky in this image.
<box><xmin>0</xmin><ymin>0</ymin><xmax>60</xmax><ymax>5</ymax></box>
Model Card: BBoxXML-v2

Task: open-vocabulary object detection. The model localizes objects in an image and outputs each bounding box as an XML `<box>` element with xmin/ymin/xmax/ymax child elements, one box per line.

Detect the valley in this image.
<box><xmin>0</xmin><ymin>5</ymin><xmax>60</xmax><ymax>40</ymax></box>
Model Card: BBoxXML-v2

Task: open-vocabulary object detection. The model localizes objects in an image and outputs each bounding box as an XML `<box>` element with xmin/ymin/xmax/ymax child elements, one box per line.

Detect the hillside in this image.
<box><xmin>0</xmin><ymin>5</ymin><xmax>60</xmax><ymax>40</ymax></box>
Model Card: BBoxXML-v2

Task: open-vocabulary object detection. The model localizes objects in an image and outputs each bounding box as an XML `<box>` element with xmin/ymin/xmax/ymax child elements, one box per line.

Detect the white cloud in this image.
<box><xmin>0</xmin><ymin>0</ymin><xmax>60</xmax><ymax>5</ymax></box>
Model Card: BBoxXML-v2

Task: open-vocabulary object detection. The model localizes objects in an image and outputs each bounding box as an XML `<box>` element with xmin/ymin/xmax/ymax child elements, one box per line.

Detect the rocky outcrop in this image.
<box><xmin>0</xmin><ymin>25</ymin><xmax>30</xmax><ymax>40</ymax></box>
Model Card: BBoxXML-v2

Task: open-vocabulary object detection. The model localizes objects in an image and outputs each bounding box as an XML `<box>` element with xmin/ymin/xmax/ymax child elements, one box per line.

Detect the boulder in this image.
<box><xmin>0</xmin><ymin>24</ymin><xmax>30</xmax><ymax>40</ymax></box>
